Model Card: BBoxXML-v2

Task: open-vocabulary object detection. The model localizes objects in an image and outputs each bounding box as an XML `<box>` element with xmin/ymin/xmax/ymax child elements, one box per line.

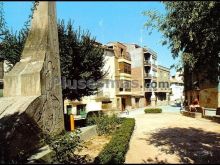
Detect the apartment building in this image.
<box><xmin>125</xmin><ymin>44</ymin><xmax>158</xmax><ymax>106</ymax></box>
<box><xmin>64</xmin><ymin>42</ymin><xmax>172</xmax><ymax>117</ymax></box>
<box><xmin>106</xmin><ymin>42</ymin><xmax>132</xmax><ymax>111</ymax></box>
<box><xmin>156</xmin><ymin>65</ymin><xmax>171</xmax><ymax>105</ymax></box>
<box><xmin>143</xmin><ymin>47</ymin><xmax>158</xmax><ymax>106</ymax></box>
<box><xmin>124</xmin><ymin>43</ymin><xmax>145</xmax><ymax>108</ymax></box>
<box><xmin>125</xmin><ymin>44</ymin><xmax>171</xmax><ymax>106</ymax></box>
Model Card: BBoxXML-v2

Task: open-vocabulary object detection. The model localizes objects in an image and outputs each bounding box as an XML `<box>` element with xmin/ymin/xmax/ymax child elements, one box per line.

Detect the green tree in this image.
<box><xmin>0</xmin><ymin>2</ymin><xmax>8</xmax><ymax>40</ymax></box>
<box><xmin>143</xmin><ymin>1</ymin><xmax>220</xmax><ymax>82</ymax></box>
<box><xmin>0</xmin><ymin>2</ymin><xmax>31</xmax><ymax>67</ymax></box>
<box><xmin>0</xmin><ymin>2</ymin><xmax>8</xmax><ymax>62</ymax></box>
<box><xmin>58</xmin><ymin>19</ymin><xmax>105</xmax><ymax>100</ymax></box>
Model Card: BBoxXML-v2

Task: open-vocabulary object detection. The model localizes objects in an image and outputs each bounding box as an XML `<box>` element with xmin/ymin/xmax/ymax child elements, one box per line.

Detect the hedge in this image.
<box><xmin>144</xmin><ymin>108</ymin><xmax>162</xmax><ymax>113</ymax></box>
<box><xmin>94</xmin><ymin>118</ymin><xmax>135</xmax><ymax>164</ymax></box>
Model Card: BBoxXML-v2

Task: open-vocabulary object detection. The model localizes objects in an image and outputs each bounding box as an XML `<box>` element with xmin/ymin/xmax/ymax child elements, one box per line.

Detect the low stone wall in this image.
<box><xmin>181</xmin><ymin>110</ymin><xmax>202</xmax><ymax>118</ymax></box>
<box><xmin>79</xmin><ymin>125</ymin><xmax>98</xmax><ymax>141</ymax></box>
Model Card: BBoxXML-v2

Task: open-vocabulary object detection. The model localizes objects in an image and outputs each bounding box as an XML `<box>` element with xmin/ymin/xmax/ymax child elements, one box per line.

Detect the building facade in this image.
<box><xmin>124</xmin><ymin>44</ymin><xmax>145</xmax><ymax>109</ymax></box>
<box><xmin>170</xmin><ymin>72</ymin><xmax>184</xmax><ymax>104</ymax></box>
<box><xmin>106</xmin><ymin>42</ymin><xmax>132</xmax><ymax>111</ymax></box>
<box><xmin>64</xmin><ymin>42</ymin><xmax>172</xmax><ymax>116</ymax></box>
<box><xmin>125</xmin><ymin>44</ymin><xmax>171</xmax><ymax>107</ymax></box>
<box><xmin>143</xmin><ymin>47</ymin><xmax>158</xmax><ymax>106</ymax></box>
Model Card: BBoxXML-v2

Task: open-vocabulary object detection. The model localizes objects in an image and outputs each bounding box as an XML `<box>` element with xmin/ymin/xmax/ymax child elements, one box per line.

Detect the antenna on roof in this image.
<box><xmin>140</xmin><ymin>29</ymin><xmax>143</xmax><ymax>47</ymax></box>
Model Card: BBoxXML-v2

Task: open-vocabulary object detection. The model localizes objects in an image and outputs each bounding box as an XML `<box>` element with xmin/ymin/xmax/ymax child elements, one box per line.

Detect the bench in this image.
<box><xmin>203</xmin><ymin>108</ymin><xmax>217</xmax><ymax>116</ymax></box>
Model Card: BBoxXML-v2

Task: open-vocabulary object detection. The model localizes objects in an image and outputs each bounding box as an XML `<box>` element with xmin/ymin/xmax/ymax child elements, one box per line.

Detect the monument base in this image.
<box><xmin>0</xmin><ymin>96</ymin><xmax>63</xmax><ymax>163</ymax></box>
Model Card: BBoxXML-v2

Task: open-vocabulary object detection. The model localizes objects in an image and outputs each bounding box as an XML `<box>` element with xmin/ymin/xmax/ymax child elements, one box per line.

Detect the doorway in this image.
<box><xmin>135</xmin><ymin>98</ymin><xmax>139</xmax><ymax>108</ymax></box>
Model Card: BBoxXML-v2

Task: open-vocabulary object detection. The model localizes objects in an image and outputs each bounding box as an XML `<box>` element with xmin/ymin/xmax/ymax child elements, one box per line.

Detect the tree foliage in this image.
<box><xmin>0</xmin><ymin>2</ymin><xmax>32</xmax><ymax>66</ymax></box>
<box><xmin>143</xmin><ymin>1</ymin><xmax>220</xmax><ymax>82</ymax></box>
<box><xmin>0</xmin><ymin>2</ymin><xmax>8</xmax><ymax>41</ymax></box>
<box><xmin>58</xmin><ymin>19</ymin><xmax>105</xmax><ymax>100</ymax></box>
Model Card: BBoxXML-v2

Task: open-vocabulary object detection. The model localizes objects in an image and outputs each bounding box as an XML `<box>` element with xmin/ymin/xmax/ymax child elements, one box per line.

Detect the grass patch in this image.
<box><xmin>144</xmin><ymin>108</ymin><xmax>162</xmax><ymax>113</ymax></box>
<box><xmin>94</xmin><ymin>118</ymin><xmax>135</xmax><ymax>164</ymax></box>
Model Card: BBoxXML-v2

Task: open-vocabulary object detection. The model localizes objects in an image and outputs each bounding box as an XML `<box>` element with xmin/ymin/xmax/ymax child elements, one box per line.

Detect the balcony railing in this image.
<box><xmin>144</xmin><ymin>73</ymin><xmax>152</xmax><ymax>79</ymax></box>
<box><xmin>144</xmin><ymin>60</ymin><xmax>151</xmax><ymax>66</ymax></box>
<box><xmin>144</xmin><ymin>87</ymin><xmax>155</xmax><ymax>92</ymax></box>
<box><xmin>144</xmin><ymin>87</ymin><xmax>171</xmax><ymax>92</ymax></box>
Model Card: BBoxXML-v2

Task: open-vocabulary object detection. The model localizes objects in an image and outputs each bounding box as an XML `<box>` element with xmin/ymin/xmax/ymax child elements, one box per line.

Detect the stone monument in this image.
<box><xmin>0</xmin><ymin>2</ymin><xmax>64</xmax><ymax>162</ymax></box>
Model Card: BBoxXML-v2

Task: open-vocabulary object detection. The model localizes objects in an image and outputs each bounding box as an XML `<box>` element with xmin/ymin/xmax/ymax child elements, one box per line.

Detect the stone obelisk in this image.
<box><xmin>0</xmin><ymin>2</ymin><xmax>64</xmax><ymax>162</ymax></box>
<box><xmin>1</xmin><ymin>1</ymin><xmax>64</xmax><ymax>134</ymax></box>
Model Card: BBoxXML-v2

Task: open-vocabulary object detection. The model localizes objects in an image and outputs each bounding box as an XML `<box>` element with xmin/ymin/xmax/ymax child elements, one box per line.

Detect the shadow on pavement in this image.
<box><xmin>143</xmin><ymin>127</ymin><xmax>220</xmax><ymax>164</ymax></box>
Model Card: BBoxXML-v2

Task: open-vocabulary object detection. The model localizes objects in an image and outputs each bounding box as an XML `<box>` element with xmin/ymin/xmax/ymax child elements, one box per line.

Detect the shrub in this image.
<box><xmin>144</xmin><ymin>108</ymin><xmax>162</xmax><ymax>113</ymax></box>
<box><xmin>0</xmin><ymin>89</ymin><xmax>3</xmax><ymax>97</ymax></box>
<box><xmin>94</xmin><ymin>118</ymin><xmax>135</xmax><ymax>164</ymax></box>
<box><xmin>86</xmin><ymin>113</ymin><xmax>122</xmax><ymax>135</ymax></box>
<box><xmin>43</xmin><ymin>130</ymin><xmax>88</xmax><ymax>164</ymax></box>
<box><xmin>86</xmin><ymin>111</ymin><xmax>103</xmax><ymax>126</ymax></box>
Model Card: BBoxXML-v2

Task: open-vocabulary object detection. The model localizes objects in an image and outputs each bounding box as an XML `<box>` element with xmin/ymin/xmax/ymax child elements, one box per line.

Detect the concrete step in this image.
<box><xmin>181</xmin><ymin>110</ymin><xmax>202</xmax><ymax>118</ymax></box>
<box><xmin>0</xmin><ymin>96</ymin><xmax>38</xmax><ymax>119</ymax></box>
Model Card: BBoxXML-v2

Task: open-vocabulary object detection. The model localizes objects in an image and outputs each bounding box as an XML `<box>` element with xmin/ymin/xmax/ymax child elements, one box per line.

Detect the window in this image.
<box><xmin>119</xmin><ymin>62</ymin><xmax>131</xmax><ymax>74</ymax></box>
<box><xmin>123</xmin><ymin>80</ymin><xmax>131</xmax><ymax>91</ymax></box>
<box><xmin>135</xmin><ymin>98</ymin><xmax>139</xmax><ymax>103</ymax></box>
<box><xmin>76</xmin><ymin>104</ymin><xmax>86</xmax><ymax>115</ymax></box>
<box><xmin>120</xmin><ymin>48</ymin><xmax>123</xmax><ymax>56</ymax></box>
<box><xmin>66</xmin><ymin>105</ymin><xmax>72</xmax><ymax>115</ymax></box>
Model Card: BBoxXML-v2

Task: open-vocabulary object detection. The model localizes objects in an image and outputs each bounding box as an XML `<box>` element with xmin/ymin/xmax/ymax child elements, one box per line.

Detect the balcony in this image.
<box><xmin>145</xmin><ymin>87</ymin><xmax>153</xmax><ymax>92</ymax></box>
<box><xmin>144</xmin><ymin>60</ymin><xmax>151</xmax><ymax>66</ymax></box>
<box><xmin>144</xmin><ymin>73</ymin><xmax>152</xmax><ymax>79</ymax></box>
<box><xmin>144</xmin><ymin>87</ymin><xmax>171</xmax><ymax>93</ymax></box>
<box><xmin>118</xmin><ymin>52</ymin><xmax>131</xmax><ymax>61</ymax></box>
<box><xmin>157</xmin><ymin>88</ymin><xmax>172</xmax><ymax>93</ymax></box>
<box><xmin>117</xmin><ymin>90</ymin><xmax>132</xmax><ymax>96</ymax></box>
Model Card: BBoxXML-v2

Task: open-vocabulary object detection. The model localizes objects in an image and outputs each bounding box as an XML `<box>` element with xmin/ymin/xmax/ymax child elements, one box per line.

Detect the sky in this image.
<box><xmin>3</xmin><ymin>1</ymin><xmax>178</xmax><ymax>75</ymax></box>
